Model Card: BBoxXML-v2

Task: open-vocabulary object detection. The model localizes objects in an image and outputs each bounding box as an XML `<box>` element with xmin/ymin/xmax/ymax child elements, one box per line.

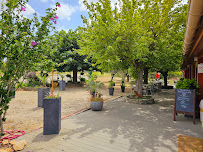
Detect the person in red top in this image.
<box><xmin>156</xmin><ymin>72</ymin><xmax>160</xmax><ymax>80</ymax></box>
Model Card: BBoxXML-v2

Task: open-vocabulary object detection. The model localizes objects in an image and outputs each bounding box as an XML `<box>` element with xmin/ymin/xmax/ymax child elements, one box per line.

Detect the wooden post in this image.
<box><xmin>52</xmin><ymin>67</ymin><xmax>54</xmax><ymax>96</ymax></box>
<box><xmin>193</xmin><ymin>89</ymin><xmax>195</xmax><ymax>124</ymax></box>
<box><xmin>174</xmin><ymin>89</ymin><xmax>176</xmax><ymax>121</ymax></box>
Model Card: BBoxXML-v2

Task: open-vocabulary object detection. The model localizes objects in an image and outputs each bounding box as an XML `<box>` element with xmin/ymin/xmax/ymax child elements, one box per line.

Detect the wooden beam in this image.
<box><xmin>189</xmin><ymin>30</ymin><xmax>203</xmax><ymax>58</ymax></box>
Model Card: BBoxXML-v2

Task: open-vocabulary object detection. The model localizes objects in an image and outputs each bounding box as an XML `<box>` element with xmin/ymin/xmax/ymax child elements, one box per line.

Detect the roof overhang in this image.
<box><xmin>181</xmin><ymin>0</ymin><xmax>203</xmax><ymax>69</ymax></box>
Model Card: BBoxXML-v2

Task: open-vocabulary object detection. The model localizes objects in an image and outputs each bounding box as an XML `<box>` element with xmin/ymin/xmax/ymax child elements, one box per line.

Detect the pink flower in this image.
<box><xmin>32</xmin><ymin>41</ymin><xmax>37</xmax><ymax>46</ymax></box>
<box><xmin>28</xmin><ymin>37</ymin><xmax>30</xmax><ymax>39</ymax></box>
<box><xmin>54</xmin><ymin>20</ymin><xmax>57</xmax><ymax>24</ymax></box>
<box><xmin>21</xmin><ymin>6</ymin><xmax>26</xmax><ymax>11</ymax></box>
<box><xmin>55</xmin><ymin>15</ymin><xmax>59</xmax><ymax>19</ymax></box>
<box><xmin>58</xmin><ymin>4</ymin><xmax>61</xmax><ymax>7</ymax></box>
<box><xmin>50</xmin><ymin>17</ymin><xmax>53</xmax><ymax>21</ymax></box>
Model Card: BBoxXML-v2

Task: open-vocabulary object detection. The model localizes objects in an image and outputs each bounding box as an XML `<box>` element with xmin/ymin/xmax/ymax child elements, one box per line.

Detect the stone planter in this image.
<box><xmin>121</xmin><ymin>86</ymin><xmax>125</xmax><ymax>92</ymax></box>
<box><xmin>109</xmin><ymin>88</ymin><xmax>114</xmax><ymax>96</ymax></box>
<box><xmin>90</xmin><ymin>101</ymin><xmax>103</xmax><ymax>111</ymax></box>
<box><xmin>126</xmin><ymin>95</ymin><xmax>155</xmax><ymax>104</ymax></box>
<box><xmin>38</xmin><ymin>88</ymin><xmax>49</xmax><ymax>107</ymax></box>
<box><xmin>43</xmin><ymin>97</ymin><xmax>61</xmax><ymax>135</ymax></box>
<box><xmin>59</xmin><ymin>81</ymin><xmax>66</xmax><ymax>91</ymax></box>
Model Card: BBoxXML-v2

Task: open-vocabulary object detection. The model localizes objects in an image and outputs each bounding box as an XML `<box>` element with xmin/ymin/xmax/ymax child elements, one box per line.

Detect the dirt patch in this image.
<box><xmin>3</xmin><ymin>85</ymin><xmax>132</xmax><ymax>134</ymax></box>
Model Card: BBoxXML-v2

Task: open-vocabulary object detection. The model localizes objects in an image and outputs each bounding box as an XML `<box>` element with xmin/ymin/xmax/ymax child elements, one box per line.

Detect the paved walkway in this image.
<box><xmin>16</xmin><ymin>90</ymin><xmax>202</xmax><ymax>152</ymax></box>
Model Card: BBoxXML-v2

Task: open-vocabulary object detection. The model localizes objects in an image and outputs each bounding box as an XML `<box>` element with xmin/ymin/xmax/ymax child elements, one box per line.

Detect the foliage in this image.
<box><xmin>37</xmin><ymin>75</ymin><xmax>49</xmax><ymax>87</ymax></box>
<box><xmin>84</xmin><ymin>75</ymin><xmax>104</xmax><ymax>95</ymax></box>
<box><xmin>80</xmin><ymin>78</ymin><xmax>86</xmax><ymax>82</ymax></box>
<box><xmin>121</xmin><ymin>80</ymin><xmax>125</xmax><ymax>87</ymax></box>
<box><xmin>144</xmin><ymin>1</ymin><xmax>188</xmax><ymax>86</ymax></box>
<box><xmin>168</xmin><ymin>71</ymin><xmax>182</xmax><ymax>79</ymax></box>
<box><xmin>0</xmin><ymin>0</ymin><xmax>59</xmax><ymax>137</ymax></box>
<box><xmin>78</xmin><ymin>0</ymin><xmax>188</xmax><ymax>94</ymax></box>
<box><xmin>108</xmin><ymin>81</ymin><xmax>115</xmax><ymax>89</ymax></box>
<box><xmin>45</xmin><ymin>92</ymin><xmax>59</xmax><ymax>99</ymax></box>
<box><xmin>59</xmin><ymin>74</ymin><xmax>65</xmax><ymax>81</ymax></box>
<box><xmin>90</xmin><ymin>91</ymin><xmax>103</xmax><ymax>102</ymax></box>
<box><xmin>176</xmin><ymin>78</ymin><xmax>199</xmax><ymax>89</ymax></box>
<box><xmin>48</xmin><ymin>30</ymin><xmax>96</xmax><ymax>82</ymax></box>
<box><xmin>28</xmin><ymin>77</ymin><xmax>41</xmax><ymax>87</ymax></box>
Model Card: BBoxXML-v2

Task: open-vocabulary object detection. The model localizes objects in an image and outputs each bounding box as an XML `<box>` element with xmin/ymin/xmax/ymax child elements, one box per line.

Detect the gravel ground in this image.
<box><xmin>3</xmin><ymin>85</ymin><xmax>132</xmax><ymax>134</ymax></box>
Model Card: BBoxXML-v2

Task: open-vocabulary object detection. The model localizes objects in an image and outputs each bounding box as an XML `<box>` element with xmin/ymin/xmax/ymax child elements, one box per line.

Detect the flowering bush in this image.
<box><xmin>0</xmin><ymin>0</ymin><xmax>61</xmax><ymax>137</ymax></box>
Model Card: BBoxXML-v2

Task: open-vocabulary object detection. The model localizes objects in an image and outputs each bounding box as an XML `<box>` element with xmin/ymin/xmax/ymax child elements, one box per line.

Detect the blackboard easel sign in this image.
<box><xmin>174</xmin><ymin>89</ymin><xmax>196</xmax><ymax>124</ymax></box>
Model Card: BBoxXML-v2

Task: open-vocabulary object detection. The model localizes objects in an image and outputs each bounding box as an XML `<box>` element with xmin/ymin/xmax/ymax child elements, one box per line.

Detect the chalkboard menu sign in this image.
<box><xmin>174</xmin><ymin>89</ymin><xmax>196</xmax><ymax>124</ymax></box>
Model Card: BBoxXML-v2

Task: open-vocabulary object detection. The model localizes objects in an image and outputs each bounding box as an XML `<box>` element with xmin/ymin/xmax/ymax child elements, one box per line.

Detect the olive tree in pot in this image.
<box><xmin>43</xmin><ymin>68</ymin><xmax>61</xmax><ymax>135</ymax></box>
<box><xmin>37</xmin><ymin>75</ymin><xmax>49</xmax><ymax>107</ymax></box>
<box><xmin>108</xmin><ymin>81</ymin><xmax>115</xmax><ymax>96</ymax></box>
<box><xmin>59</xmin><ymin>74</ymin><xmax>66</xmax><ymax>91</ymax></box>
<box><xmin>121</xmin><ymin>80</ymin><xmax>125</xmax><ymax>92</ymax></box>
<box><xmin>85</xmin><ymin>75</ymin><xmax>104</xmax><ymax>111</ymax></box>
<box><xmin>84</xmin><ymin>76</ymin><xmax>96</xmax><ymax>97</ymax></box>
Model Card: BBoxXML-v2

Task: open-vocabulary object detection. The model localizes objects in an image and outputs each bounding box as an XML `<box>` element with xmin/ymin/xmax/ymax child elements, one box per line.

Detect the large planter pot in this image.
<box><xmin>109</xmin><ymin>88</ymin><xmax>114</xmax><ymax>96</ymax></box>
<box><xmin>121</xmin><ymin>86</ymin><xmax>125</xmax><ymax>92</ymax></box>
<box><xmin>38</xmin><ymin>88</ymin><xmax>49</xmax><ymax>107</ymax></box>
<box><xmin>43</xmin><ymin>97</ymin><xmax>61</xmax><ymax>135</ymax></box>
<box><xmin>59</xmin><ymin>81</ymin><xmax>66</xmax><ymax>91</ymax></box>
<box><xmin>90</xmin><ymin>101</ymin><xmax>103</xmax><ymax>111</ymax></box>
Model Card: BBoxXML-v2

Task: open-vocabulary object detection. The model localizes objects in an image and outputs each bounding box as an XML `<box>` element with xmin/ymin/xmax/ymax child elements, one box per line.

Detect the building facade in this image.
<box><xmin>182</xmin><ymin>0</ymin><xmax>203</xmax><ymax>102</ymax></box>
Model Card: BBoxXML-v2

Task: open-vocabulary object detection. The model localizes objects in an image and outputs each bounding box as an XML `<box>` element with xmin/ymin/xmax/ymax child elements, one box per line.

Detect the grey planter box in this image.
<box><xmin>90</xmin><ymin>101</ymin><xmax>103</xmax><ymax>111</ymax></box>
<box><xmin>43</xmin><ymin>97</ymin><xmax>61</xmax><ymax>135</ymax></box>
<box><xmin>59</xmin><ymin>81</ymin><xmax>66</xmax><ymax>91</ymax></box>
<box><xmin>121</xmin><ymin>86</ymin><xmax>125</xmax><ymax>92</ymax></box>
<box><xmin>38</xmin><ymin>88</ymin><xmax>49</xmax><ymax>107</ymax></box>
<box><xmin>109</xmin><ymin>88</ymin><xmax>114</xmax><ymax>96</ymax></box>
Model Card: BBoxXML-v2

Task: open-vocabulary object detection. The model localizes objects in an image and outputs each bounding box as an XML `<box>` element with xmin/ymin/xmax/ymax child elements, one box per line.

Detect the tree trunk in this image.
<box><xmin>144</xmin><ymin>67</ymin><xmax>149</xmax><ymax>84</ymax></box>
<box><xmin>111</xmin><ymin>73</ymin><xmax>115</xmax><ymax>81</ymax></box>
<box><xmin>73</xmin><ymin>68</ymin><xmax>77</xmax><ymax>83</ymax></box>
<box><xmin>136</xmin><ymin>68</ymin><xmax>143</xmax><ymax>97</ymax></box>
<box><xmin>162</xmin><ymin>71</ymin><xmax>168</xmax><ymax>87</ymax></box>
<box><xmin>127</xmin><ymin>75</ymin><xmax>130</xmax><ymax>82</ymax></box>
<box><xmin>0</xmin><ymin>113</ymin><xmax>3</xmax><ymax>138</ymax></box>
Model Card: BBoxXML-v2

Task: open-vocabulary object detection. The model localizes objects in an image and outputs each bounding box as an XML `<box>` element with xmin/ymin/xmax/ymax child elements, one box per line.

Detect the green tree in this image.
<box><xmin>50</xmin><ymin>30</ymin><xmax>94</xmax><ymax>83</ymax></box>
<box><xmin>0</xmin><ymin>0</ymin><xmax>59</xmax><ymax>137</ymax></box>
<box><xmin>78</xmin><ymin>0</ymin><xmax>157</xmax><ymax>96</ymax></box>
<box><xmin>79</xmin><ymin>0</ymin><xmax>188</xmax><ymax>94</ymax></box>
<box><xmin>155</xmin><ymin>4</ymin><xmax>188</xmax><ymax>87</ymax></box>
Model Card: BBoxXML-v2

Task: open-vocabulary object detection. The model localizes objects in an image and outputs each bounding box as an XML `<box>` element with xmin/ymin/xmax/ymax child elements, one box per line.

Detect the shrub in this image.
<box><xmin>176</xmin><ymin>78</ymin><xmax>199</xmax><ymax>89</ymax></box>
<box><xmin>108</xmin><ymin>81</ymin><xmax>115</xmax><ymax>88</ymax></box>
<box><xmin>80</xmin><ymin>78</ymin><xmax>86</xmax><ymax>82</ymax></box>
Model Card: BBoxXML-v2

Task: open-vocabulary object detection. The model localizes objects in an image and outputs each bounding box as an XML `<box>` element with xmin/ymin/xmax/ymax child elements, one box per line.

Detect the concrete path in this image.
<box><xmin>16</xmin><ymin>90</ymin><xmax>202</xmax><ymax>152</ymax></box>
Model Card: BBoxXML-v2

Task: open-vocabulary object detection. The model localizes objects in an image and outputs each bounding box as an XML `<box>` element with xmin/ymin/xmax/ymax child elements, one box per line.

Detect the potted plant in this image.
<box><xmin>84</xmin><ymin>76</ymin><xmax>96</xmax><ymax>97</ymax></box>
<box><xmin>43</xmin><ymin>68</ymin><xmax>61</xmax><ymax>135</ymax></box>
<box><xmin>37</xmin><ymin>75</ymin><xmax>49</xmax><ymax>107</ymax></box>
<box><xmin>85</xmin><ymin>75</ymin><xmax>104</xmax><ymax>110</ymax></box>
<box><xmin>121</xmin><ymin>80</ymin><xmax>125</xmax><ymax>92</ymax></box>
<box><xmin>90</xmin><ymin>93</ymin><xmax>104</xmax><ymax>111</ymax></box>
<box><xmin>108</xmin><ymin>81</ymin><xmax>115</xmax><ymax>96</ymax></box>
<box><xmin>59</xmin><ymin>74</ymin><xmax>66</xmax><ymax>91</ymax></box>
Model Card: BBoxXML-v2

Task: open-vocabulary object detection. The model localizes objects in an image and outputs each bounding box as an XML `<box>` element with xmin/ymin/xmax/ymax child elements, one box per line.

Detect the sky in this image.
<box><xmin>0</xmin><ymin>0</ymin><xmax>188</xmax><ymax>33</ymax></box>
<box><xmin>19</xmin><ymin>0</ymin><xmax>119</xmax><ymax>32</ymax></box>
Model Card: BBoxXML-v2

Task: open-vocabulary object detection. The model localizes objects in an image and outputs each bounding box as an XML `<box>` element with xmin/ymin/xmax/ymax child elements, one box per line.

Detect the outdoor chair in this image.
<box><xmin>142</xmin><ymin>85</ymin><xmax>151</xmax><ymax>95</ymax></box>
<box><xmin>149</xmin><ymin>84</ymin><xmax>154</xmax><ymax>95</ymax></box>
